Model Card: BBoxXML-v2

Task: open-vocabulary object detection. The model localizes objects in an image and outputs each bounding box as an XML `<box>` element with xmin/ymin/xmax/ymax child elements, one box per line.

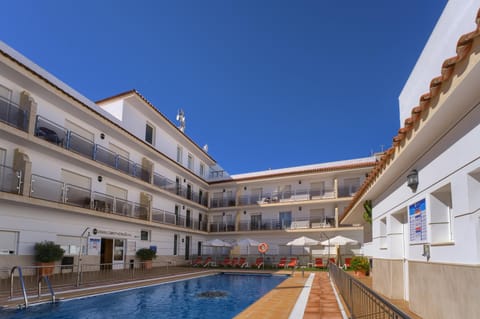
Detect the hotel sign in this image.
<box><xmin>409</xmin><ymin>199</ymin><xmax>427</xmax><ymax>243</ymax></box>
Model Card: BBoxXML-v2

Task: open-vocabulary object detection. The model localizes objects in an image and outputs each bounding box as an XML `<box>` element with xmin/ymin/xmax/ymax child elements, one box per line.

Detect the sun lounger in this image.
<box><xmin>238</xmin><ymin>257</ymin><xmax>247</xmax><ymax>268</ymax></box>
<box><xmin>287</xmin><ymin>257</ymin><xmax>298</xmax><ymax>268</ymax></box>
<box><xmin>230</xmin><ymin>257</ymin><xmax>239</xmax><ymax>267</ymax></box>
<box><xmin>252</xmin><ymin>257</ymin><xmax>264</xmax><ymax>269</ymax></box>
<box><xmin>314</xmin><ymin>258</ymin><xmax>324</xmax><ymax>269</ymax></box>
<box><xmin>219</xmin><ymin>257</ymin><xmax>232</xmax><ymax>267</ymax></box>
<box><xmin>202</xmin><ymin>256</ymin><xmax>213</xmax><ymax>267</ymax></box>
<box><xmin>192</xmin><ymin>256</ymin><xmax>203</xmax><ymax>267</ymax></box>
<box><xmin>277</xmin><ymin>257</ymin><xmax>287</xmax><ymax>268</ymax></box>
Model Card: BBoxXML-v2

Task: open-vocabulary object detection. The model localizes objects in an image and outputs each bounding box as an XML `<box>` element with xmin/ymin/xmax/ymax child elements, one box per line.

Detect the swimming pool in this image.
<box><xmin>0</xmin><ymin>273</ymin><xmax>287</xmax><ymax>319</ymax></box>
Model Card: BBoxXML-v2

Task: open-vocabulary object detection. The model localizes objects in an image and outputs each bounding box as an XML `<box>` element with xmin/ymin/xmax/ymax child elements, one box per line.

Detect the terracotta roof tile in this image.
<box><xmin>342</xmin><ymin>9</ymin><xmax>480</xmax><ymax>222</ymax></box>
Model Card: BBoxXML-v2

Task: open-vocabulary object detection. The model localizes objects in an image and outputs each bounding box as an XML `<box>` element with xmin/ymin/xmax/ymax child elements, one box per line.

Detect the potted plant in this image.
<box><xmin>34</xmin><ymin>241</ymin><xmax>65</xmax><ymax>276</ymax></box>
<box><xmin>351</xmin><ymin>256</ymin><xmax>370</xmax><ymax>277</ymax></box>
<box><xmin>136</xmin><ymin>248</ymin><xmax>156</xmax><ymax>269</ymax></box>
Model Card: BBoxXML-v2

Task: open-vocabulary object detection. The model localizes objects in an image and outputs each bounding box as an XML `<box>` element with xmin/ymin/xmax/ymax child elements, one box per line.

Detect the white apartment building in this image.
<box><xmin>342</xmin><ymin>2</ymin><xmax>480</xmax><ymax>318</ymax></box>
<box><xmin>0</xmin><ymin>41</ymin><xmax>374</xmax><ymax>271</ymax></box>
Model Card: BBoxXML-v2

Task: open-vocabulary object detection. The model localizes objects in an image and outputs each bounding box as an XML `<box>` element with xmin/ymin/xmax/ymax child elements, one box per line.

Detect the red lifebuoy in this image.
<box><xmin>258</xmin><ymin>242</ymin><xmax>269</xmax><ymax>254</ymax></box>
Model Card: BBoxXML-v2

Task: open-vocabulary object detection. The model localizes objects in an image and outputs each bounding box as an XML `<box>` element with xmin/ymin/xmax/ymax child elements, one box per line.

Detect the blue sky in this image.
<box><xmin>1</xmin><ymin>1</ymin><xmax>447</xmax><ymax>174</ymax></box>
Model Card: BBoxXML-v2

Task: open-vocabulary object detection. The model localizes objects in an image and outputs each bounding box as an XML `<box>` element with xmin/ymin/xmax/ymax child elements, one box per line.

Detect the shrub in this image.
<box><xmin>136</xmin><ymin>248</ymin><xmax>156</xmax><ymax>261</ymax></box>
<box><xmin>34</xmin><ymin>241</ymin><xmax>65</xmax><ymax>263</ymax></box>
<box><xmin>351</xmin><ymin>256</ymin><xmax>370</xmax><ymax>272</ymax></box>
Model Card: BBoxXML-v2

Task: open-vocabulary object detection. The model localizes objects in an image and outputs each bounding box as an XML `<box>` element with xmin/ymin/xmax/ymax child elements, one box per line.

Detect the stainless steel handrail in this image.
<box><xmin>38</xmin><ymin>275</ymin><xmax>56</xmax><ymax>303</ymax></box>
<box><xmin>9</xmin><ymin>266</ymin><xmax>29</xmax><ymax>308</ymax></box>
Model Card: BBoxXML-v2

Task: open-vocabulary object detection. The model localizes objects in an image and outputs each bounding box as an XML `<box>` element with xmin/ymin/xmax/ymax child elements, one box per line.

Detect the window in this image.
<box><xmin>279</xmin><ymin>211</ymin><xmax>292</xmax><ymax>229</ymax></box>
<box><xmin>430</xmin><ymin>184</ymin><xmax>453</xmax><ymax>243</ymax></box>
<box><xmin>199</xmin><ymin>163</ymin><xmax>205</xmax><ymax>177</ymax></box>
<box><xmin>187</xmin><ymin>154</ymin><xmax>194</xmax><ymax>170</ymax></box>
<box><xmin>197</xmin><ymin>241</ymin><xmax>202</xmax><ymax>256</ymax></box>
<box><xmin>344</xmin><ymin>177</ymin><xmax>360</xmax><ymax>196</ymax></box>
<box><xmin>173</xmin><ymin>234</ymin><xmax>178</xmax><ymax>255</ymax></box>
<box><xmin>57</xmin><ymin>235</ymin><xmax>82</xmax><ymax>255</ymax></box>
<box><xmin>140</xmin><ymin>230</ymin><xmax>150</xmax><ymax>241</ymax></box>
<box><xmin>0</xmin><ymin>230</ymin><xmax>18</xmax><ymax>255</ymax></box>
<box><xmin>468</xmin><ymin>169</ymin><xmax>480</xmax><ymax>212</ymax></box>
<box><xmin>176</xmin><ymin>146</ymin><xmax>183</xmax><ymax>163</ymax></box>
<box><xmin>251</xmin><ymin>214</ymin><xmax>262</xmax><ymax>230</ymax></box>
<box><xmin>379</xmin><ymin>217</ymin><xmax>387</xmax><ymax>249</ymax></box>
<box><xmin>145</xmin><ymin>123</ymin><xmax>154</xmax><ymax>145</ymax></box>
<box><xmin>0</xmin><ymin>84</ymin><xmax>12</xmax><ymax>101</ymax></box>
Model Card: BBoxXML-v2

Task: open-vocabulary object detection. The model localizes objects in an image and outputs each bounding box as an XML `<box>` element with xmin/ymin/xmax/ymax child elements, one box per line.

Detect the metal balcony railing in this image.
<box><xmin>35</xmin><ymin>116</ymin><xmax>217</xmax><ymax>199</ymax></box>
<box><xmin>235</xmin><ymin>187</ymin><xmax>336</xmax><ymax>207</ymax></box>
<box><xmin>151</xmin><ymin>207</ymin><xmax>206</xmax><ymax>231</ymax></box>
<box><xmin>0</xmin><ymin>96</ymin><xmax>29</xmax><ymax>132</ymax></box>
<box><xmin>328</xmin><ymin>263</ymin><xmax>411</xmax><ymax>319</ymax></box>
<box><xmin>0</xmin><ymin>164</ymin><xmax>22</xmax><ymax>195</ymax></box>
<box><xmin>152</xmin><ymin>172</ymin><xmax>208</xmax><ymax>207</ymax></box>
<box><xmin>29</xmin><ymin>174</ymin><xmax>148</xmax><ymax>221</ymax></box>
<box><xmin>210</xmin><ymin>197</ymin><xmax>236</xmax><ymax>208</ymax></box>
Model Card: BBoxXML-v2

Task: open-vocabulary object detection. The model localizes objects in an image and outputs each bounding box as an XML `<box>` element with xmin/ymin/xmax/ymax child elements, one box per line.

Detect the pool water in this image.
<box><xmin>0</xmin><ymin>273</ymin><xmax>287</xmax><ymax>319</ymax></box>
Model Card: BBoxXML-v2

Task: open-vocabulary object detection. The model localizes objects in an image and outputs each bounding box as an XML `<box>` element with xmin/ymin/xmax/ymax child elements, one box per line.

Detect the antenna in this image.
<box><xmin>176</xmin><ymin>109</ymin><xmax>186</xmax><ymax>132</ymax></box>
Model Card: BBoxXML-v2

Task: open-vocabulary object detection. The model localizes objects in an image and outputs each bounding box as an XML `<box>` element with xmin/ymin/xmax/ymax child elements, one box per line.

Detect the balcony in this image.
<box><xmin>0</xmin><ymin>96</ymin><xmax>29</xmax><ymax>132</ymax></box>
<box><xmin>210</xmin><ymin>197</ymin><xmax>236</xmax><ymax>208</ymax></box>
<box><xmin>152</xmin><ymin>173</ymin><xmax>208</xmax><ymax>207</ymax></box>
<box><xmin>33</xmin><ymin>116</ymin><xmax>211</xmax><ymax>207</ymax></box>
<box><xmin>209</xmin><ymin>216</ymin><xmax>336</xmax><ymax>233</ymax></box>
<box><xmin>151</xmin><ymin>207</ymin><xmax>207</xmax><ymax>231</ymax></box>
<box><xmin>236</xmin><ymin>187</ymin><xmax>336</xmax><ymax>207</ymax></box>
<box><xmin>0</xmin><ymin>164</ymin><xmax>22</xmax><ymax>195</ymax></box>
<box><xmin>30</xmin><ymin>174</ymin><xmax>148</xmax><ymax>221</ymax></box>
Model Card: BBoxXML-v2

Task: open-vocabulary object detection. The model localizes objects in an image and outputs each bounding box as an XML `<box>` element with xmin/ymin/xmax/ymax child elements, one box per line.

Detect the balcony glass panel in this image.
<box><xmin>0</xmin><ymin>96</ymin><xmax>28</xmax><ymax>131</ymax></box>
<box><xmin>0</xmin><ymin>164</ymin><xmax>21</xmax><ymax>194</ymax></box>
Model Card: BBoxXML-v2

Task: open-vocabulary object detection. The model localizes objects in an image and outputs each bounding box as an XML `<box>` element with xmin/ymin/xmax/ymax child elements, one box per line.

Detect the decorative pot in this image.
<box><xmin>37</xmin><ymin>262</ymin><xmax>55</xmax><ymax>276</ymax></box>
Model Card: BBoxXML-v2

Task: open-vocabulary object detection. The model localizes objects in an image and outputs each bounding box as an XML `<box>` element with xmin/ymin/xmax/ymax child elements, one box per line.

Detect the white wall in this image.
<box><xmin>399</xmin><ymin>0</ymin><xmax>480</xmax><ymax>125</ymax></box>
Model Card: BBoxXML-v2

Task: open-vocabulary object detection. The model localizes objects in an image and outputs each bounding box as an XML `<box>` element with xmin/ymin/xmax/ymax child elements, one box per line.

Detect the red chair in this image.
<box><xmin>287</xmin><ymin>257</ymin><xmax>298</xmax><ymax>268</ymax></box>
<box><xmin>202</xmin><ymin>256</ymin><xmax>213</xmax><ymax>267</ymax></box>
<box><xmin>192</xmin><ymin>256</ymin><xmax>203</xmax><ymax>267</ymax></box>
<box><xmin>219</xmin><ymin>257</ymin><xmax>231</xmax><ymax>267</ymax></box>
<box><xmin>252</xmin><ymin>257</ymin><xmax>264</xmax><ymax>269</ymax></box>
<box><xmin>329</xmin><ymin>257</ymin><xmax>336</xmax><ymax>265</ymax></box>
<box><xmin>314</xmin><ymin>258</ymin><xmax>324</xmax><ymax>269</ymax></box>
<box><xmin>277</xmin><ymin>257</ymin><xmax>287</xmax><ymax>268</ymax></box>
<box><xmin>230</xmin><ymin>257</ymin><xmax>239</xmax><ymax>267</ymax></box>
<box><xmin>344</xmin><ymin>257</ymin><xmax>352</xmax><ymax>269</ymax></box>
<box><xmin>238</xmin><ymin>257</ymin><xmax>247</xmax><ymax>268</ymax></box>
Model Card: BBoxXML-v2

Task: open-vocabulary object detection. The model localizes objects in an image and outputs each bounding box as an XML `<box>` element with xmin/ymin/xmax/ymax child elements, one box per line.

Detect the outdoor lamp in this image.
<box><xmin>407</xmin><ymin>169</ymin><xmax>419</xmax><ymax>192</ymax></box>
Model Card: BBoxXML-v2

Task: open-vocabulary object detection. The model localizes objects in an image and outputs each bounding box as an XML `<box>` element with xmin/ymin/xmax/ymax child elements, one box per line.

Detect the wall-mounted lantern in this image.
<box><xmin>407</xmin><ymin>169</ymin><xmax>419</xmax><ymax>192</ymax></box>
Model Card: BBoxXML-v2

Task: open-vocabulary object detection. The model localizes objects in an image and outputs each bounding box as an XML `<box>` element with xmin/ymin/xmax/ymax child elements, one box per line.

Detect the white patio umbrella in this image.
<box><xmin>320</xmin><ymin>235</ymin><xmax>358</xmax><ymax>246</ymax></box>
<box><xmin>203</xmin><ymin>239</ymin><xmax>232</xmax><ymax>262</ymax></box>
<box><xmin>286</xmin><ymin>236</ymin><xmax>320</xmax><ymax>265</ymax></box>
<box><xmin>320</xmin><ymin>235</ymin><xmax>358</xmax><ymax>266</ymax></box>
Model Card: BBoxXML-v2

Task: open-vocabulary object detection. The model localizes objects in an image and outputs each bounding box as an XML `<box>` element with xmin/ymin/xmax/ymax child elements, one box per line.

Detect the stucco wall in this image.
<box><xmin>409</xmin><ymin>261</ymin><xmax>480</xmax><ymax>319</ymax></box>
<box><xmin>371</xmin><ymin>258</ymin><xmax>404</xmax><ymax>300</ymax></box>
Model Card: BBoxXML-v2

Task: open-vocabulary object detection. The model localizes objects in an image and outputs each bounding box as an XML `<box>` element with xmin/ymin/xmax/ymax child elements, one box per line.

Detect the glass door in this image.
<box><xmin>279</xmin><ymin>211</ymin><xmax>292</xmax><ymax>229</ymax></box>
<box><xmin>113</xmin><ymin>239</ymin><xmax>125</xmax><ymax>269</ymax></box>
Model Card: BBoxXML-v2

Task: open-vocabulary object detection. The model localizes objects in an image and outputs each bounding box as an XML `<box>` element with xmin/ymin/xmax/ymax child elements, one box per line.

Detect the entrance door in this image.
<box><xmin>100</xmin><ymin>238</ymin><xmax>125</xmax><ymax>270</ymax></box>
<box><xmin>185</xmin><ymin>236</ymin><xmax>191</xmax><ymax>260</ymax></box>
<box><xmin>100</xmin><ymin>238</ymin><xmax>113</xmax><ymax>269</ymax></box>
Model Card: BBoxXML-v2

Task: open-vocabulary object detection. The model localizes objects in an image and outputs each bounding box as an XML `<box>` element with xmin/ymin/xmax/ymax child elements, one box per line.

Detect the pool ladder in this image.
<box><xmin>10</xmin><ymin>266</ymin><xmax>56</xmax><ymax>308</ymax></box>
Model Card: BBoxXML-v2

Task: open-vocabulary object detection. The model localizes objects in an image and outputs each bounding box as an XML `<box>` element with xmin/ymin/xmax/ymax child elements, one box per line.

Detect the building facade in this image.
<box><xmin>0</xmin><ymin>41</ymin><xmax>374</xmax><ymax>272</ymax></box>
<box><xmin>342</xmin><ymin>3</ymin><xmax>480</xmax><ymax>318</ymax></box>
